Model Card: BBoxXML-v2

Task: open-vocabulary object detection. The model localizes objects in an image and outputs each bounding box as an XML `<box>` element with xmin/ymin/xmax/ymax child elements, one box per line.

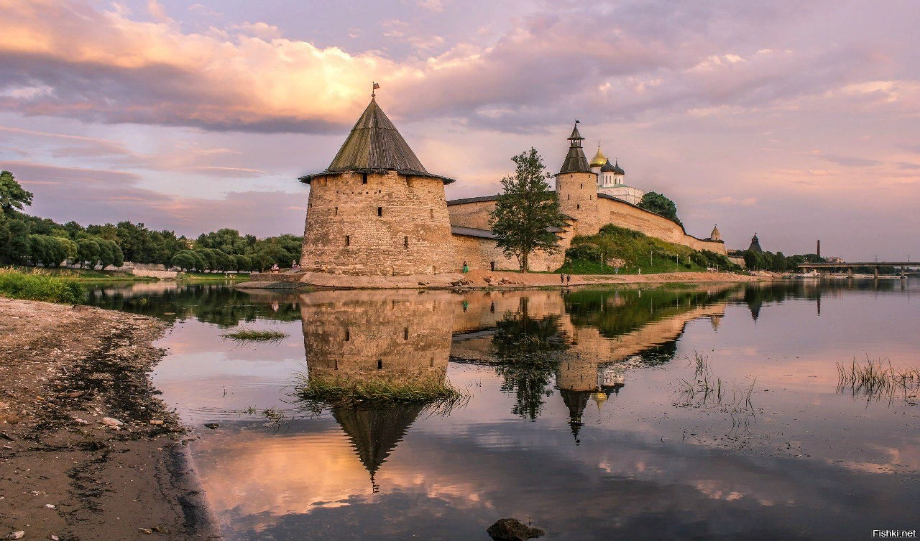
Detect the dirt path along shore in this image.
<box><xmin>0</xmin><ymin>298</ymin><xmax>217</xmax><ymax>540</ymax></box>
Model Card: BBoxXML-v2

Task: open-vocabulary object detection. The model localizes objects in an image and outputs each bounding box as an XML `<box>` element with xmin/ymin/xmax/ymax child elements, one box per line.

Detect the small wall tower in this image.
<box><xmin>556</xmin><ymin>122</ymin><xmax>600</xmax><ymax>235</ymax></box>
<box><xmin>300</xmin><ymin>95</ymin><xmax>455</xmax><ymax>275</ymax></box>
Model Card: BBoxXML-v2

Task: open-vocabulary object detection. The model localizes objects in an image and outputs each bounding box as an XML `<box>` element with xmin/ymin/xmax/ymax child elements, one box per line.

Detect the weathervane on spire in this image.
<box><xmin>372</xmin><ymin>81</ymin><xmax>380</xmax><ymax>98</ymax></box>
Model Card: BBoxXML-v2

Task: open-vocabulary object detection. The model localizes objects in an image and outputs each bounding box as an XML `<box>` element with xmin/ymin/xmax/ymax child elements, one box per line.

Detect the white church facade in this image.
<box><xmin>589</xmin><ymin>146</ymin><xmax>645</xmax><ymax>205</ymax></box>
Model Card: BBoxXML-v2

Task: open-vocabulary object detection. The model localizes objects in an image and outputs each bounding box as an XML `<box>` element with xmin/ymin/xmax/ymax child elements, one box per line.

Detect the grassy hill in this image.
<box><xmin>557</xmin><ymin>224</ymin><xmax>742</xmax><ymax>275</ymax></box>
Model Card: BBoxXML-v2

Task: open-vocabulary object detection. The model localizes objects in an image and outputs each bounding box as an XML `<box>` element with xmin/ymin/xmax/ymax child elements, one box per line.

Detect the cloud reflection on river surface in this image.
<box><xmin>127</xmin><ymin>280</ymin><xmax>920</xmax><ymax>540</ymax></box>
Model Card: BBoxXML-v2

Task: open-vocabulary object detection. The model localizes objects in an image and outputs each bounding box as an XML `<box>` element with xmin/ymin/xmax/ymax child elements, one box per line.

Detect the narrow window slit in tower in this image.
<box><xmin>377</xmin><ymin>207</ymin><xmax>383</xmax><ymax>217</ymax></box>
<box><xmin>404</xmin><ymin>236</ymin><xmax>409</xmax><ymax>248</ymax></box>
<box><xmin>334</xmin><ymin>207</ymin><xmax>338</xmax><ymax>216</ymax></box>
<box><xmin>403</xmin><ymin>327</ymin><xmax>409</xmax><ymax>340</ymax></box>
<box><xmin>345</xmin><ymin>235</ymin><xmax>350</xmax><ymax>247</ymax></box>
<box><xmin>362</xmin><ymin>173</ymin><xmax>368</xmax><ymax>184</ymax></box>
<box><xmin>377</xmin><ymin>359</ymin><xmax>383</xmax><ymax>370</ymax></box>
<box><xmin>344</xmin><ymin>328</ymin><xmax>350</xmax><ymax>341</ymax></box>
<box><xmin>430</xmin><ymin>357</ymin><xmax>434</xmax><ymax>367</ymax></box>
<box><xmin>577</xmin><ymin>204</ymin><xmax>580</xmax><ymax>210</ymax></box>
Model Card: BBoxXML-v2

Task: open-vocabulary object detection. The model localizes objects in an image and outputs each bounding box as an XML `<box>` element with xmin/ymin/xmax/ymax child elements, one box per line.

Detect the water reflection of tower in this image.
<box><xmin>299</xmin><ymin>291</ymin><xmax>454</xmax><ymax>491</ymax></box>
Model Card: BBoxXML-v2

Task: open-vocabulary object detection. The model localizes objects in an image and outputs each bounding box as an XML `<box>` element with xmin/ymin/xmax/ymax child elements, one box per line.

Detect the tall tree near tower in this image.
<box><xmin>489</xmin><ymin>148</ymin><xmax>567</xmax><ymax>272</ymax></box>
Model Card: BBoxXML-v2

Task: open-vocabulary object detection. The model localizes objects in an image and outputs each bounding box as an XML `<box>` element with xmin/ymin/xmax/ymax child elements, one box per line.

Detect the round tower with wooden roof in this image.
<box><xmin>300</xmin><ymin>94</ymin><xmax>455</xmax><ymax>275</ymax></box>
<box><xmin>555</xmin><ymin>121</ymin><xmax>600</xmax><ymax>235</ymax></box>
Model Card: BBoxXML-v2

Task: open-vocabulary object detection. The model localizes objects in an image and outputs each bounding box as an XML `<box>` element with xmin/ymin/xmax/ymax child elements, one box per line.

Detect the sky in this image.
<box><xmin>0</xmin><ymin>0</ymin><xmax>918</xmax><ymax>259</ymax></box>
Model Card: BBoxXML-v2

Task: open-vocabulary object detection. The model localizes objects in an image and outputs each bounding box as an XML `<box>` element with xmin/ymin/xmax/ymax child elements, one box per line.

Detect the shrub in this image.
<box><xmin>0</xmin><ymin>268</ymin><xmax>84</xmax><ymax>303</ymax></box>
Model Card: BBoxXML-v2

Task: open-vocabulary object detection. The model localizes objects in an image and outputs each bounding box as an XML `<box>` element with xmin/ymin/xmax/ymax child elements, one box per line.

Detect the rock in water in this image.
<box><xmin>487</xmin><ymin>518</ymin><xmax>545</xmax><ymax>541</ymax></box>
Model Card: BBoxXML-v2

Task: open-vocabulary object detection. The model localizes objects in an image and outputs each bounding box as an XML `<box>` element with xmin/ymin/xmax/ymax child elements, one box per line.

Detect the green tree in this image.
<box><xmin>234</xmin><ymin>254</ymin><xmax>252</xmax><ymax>272</ymax></box>
<box><xmin>77</xmin><ymin>238</ymin><xmax>101</xmax><ymax>268</ymax></box>
<box><xmin>170</xmin><ymin>250</ymin><xmax>198</xmax><ymax>272</ymax></box>
<box><xmin>0</xmin><ymin>218</ymin><xmax>30</xmax><ymax>263</ymax></box>
<box><xmin>0</xmin><ymin>170</ymin><xmax>33</xmax><ymax>213</ymax></box>
<box><xmin>638</xmin><ymin>191</ymin><xmax>682</xmax><ymax>226</ymax></box>
<box><xmin>489</xmin><ymin>148</ymin><xmax>567</xmax><ymax>272</ymax></box>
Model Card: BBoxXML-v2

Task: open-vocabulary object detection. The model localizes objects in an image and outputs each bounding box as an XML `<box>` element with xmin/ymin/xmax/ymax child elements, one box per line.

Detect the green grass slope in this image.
<box><xmin>557</xmin><ymin>224</ymin><xmax>742</xmax><ymax>275</ymax></box>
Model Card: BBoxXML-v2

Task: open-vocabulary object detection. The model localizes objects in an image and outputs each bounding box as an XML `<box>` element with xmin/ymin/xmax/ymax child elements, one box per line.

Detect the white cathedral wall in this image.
<box><xmin>599</xmin><ymin>185</ymin><xmax>645</xmax><ymax>205</ymax></box>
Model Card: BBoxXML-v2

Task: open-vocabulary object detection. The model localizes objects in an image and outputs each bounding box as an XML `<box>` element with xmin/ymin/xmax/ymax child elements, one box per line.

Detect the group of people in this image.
<box><xmin>560</xmin><ymin>274</ymin><xmax>572</xmax><ymax>285</ymax></box>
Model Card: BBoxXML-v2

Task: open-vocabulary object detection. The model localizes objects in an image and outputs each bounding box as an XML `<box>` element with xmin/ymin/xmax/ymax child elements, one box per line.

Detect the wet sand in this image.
<box><xmin>0</xmin><ymin>298</ymin><xmax>218</xmax><ymax>540</ymax></box>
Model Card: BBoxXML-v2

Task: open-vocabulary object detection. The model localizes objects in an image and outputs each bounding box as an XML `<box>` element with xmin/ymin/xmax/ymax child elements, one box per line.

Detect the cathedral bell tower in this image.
<box><xmin>555</xmin><ymin>121</ymin><xmax>600</xmax><ymax>235</ymax></box>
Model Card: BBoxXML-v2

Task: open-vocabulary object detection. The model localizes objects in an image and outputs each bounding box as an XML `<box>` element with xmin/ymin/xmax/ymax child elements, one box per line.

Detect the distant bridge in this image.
<box><xmin>798</xmin><ymin>262</ymin><xmax>916</xmax><ymax>278</ymax></box>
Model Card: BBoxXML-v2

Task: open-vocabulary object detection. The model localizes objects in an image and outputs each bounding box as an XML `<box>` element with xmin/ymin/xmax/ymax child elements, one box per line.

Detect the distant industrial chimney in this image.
<box><xmin>817</xmin><ymin>240</ymin><xmax>821</xmax><ymax>258</ymax></box>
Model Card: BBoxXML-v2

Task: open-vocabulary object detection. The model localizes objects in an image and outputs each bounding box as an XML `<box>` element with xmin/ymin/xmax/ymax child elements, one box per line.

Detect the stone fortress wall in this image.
<box><xmin>446</xmin><ymin>181</ymin><xmax>726</xmax><ymax>273</ymax></box>
<box><xmin>301</xmin><ymin>170</ymin><xmax>455</xmax><ymax>276</ymax></box>
<box><xmin>447</xmin><ymin>287</ymin><xmax>735</xmax><ymax>393</ymax></box>
<box><xmin>299</xmin><ymin>290</ymin><xmax>453</xmax><ymax>385</ymax></box>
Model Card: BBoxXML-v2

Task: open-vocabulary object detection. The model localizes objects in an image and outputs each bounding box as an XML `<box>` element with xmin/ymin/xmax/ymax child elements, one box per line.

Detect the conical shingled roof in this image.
<box><xmin>559</xmin><ymin>122</ymin><xmax>591</xmax><ymax>175</ymax></box>
<box><xmin>301</xmin><ymin>97</ymin><xmax>454</xmax><ymax>184</ymax></box>
<box><xmin>332</xmin><ymin>403</ymin><xmax>424</xmax><ymax>487</ymax></box>
<box><xmin>560</xmin><ymin>388</ymin><xmax>591</xmax><ymax>444</ymax></box>
<box><xmin>748</xmin><ymin>233</ymin><xmax>763</xmax><ymax>253</ymax></box>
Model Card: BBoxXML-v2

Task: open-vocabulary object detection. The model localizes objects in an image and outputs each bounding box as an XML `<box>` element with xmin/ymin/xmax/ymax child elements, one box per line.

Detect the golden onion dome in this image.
<box><xmin>590</xmin><ymin>391</ymin><xmax>608</xmax><ymax>408</ymax></box>
<box><xmin>590</xmin><ymin>146</ymin><xmax>607</xmax><ymax>168</ymax></box>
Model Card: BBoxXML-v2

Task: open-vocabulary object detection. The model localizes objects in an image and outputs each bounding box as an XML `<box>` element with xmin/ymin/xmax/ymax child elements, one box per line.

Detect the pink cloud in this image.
<box><xmin>2</xmin><ymin>160</ymin><xmax>305</xmax><ymax>236</ymax></box>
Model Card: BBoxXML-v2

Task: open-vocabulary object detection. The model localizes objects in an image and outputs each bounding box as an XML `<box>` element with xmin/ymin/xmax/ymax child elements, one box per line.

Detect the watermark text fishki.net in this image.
<box><xmin>873</xmin><ymin>530</ymin><xmax>917</xmax><ymax>538</ymax></box>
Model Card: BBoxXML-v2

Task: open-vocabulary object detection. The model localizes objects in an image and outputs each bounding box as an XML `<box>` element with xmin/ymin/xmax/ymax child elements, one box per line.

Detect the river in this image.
<box><xmin>86</xmin><ymin>279</ymin><xmax>920</xmax><ymax>540</ymax></box>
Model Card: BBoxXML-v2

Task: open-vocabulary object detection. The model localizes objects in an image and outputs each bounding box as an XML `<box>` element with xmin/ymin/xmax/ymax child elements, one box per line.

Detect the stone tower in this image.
<box><xmin>748</xmin><ymin>233</ymin><xmax>763</xmax><ymax>253</ymax></box>
<box><xmin>300</xmin><ymin>96</ymin><xmax>455</xmax><ymax>275</ymax></box>
<box><xmin>555</xmin><ymin>122</ymin><xmax>600</xmax><ymax>235</ymax></box>
<box><xmin>710</xmin><ymin>224</ymin><xmax>721</xmax><ymax>242</ymax></box>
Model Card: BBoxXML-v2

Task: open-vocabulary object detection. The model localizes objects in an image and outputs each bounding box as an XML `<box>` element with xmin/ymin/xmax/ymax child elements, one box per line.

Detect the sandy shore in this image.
<box><xmin>0</xmin><ymin>298</ymin><xmax>218</xmax><ymax>540</ymax></box>
<box><xmin>241</xmin><ymin>269</ymin><xmax>769</xmax><ymax>290</ymax></box>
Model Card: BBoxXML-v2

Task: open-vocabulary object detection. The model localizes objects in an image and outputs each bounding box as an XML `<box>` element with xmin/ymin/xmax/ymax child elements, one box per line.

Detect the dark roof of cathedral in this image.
<box><xmin>748</xmin><ymin>234</ymin><xmax>763</xmax><ymax>253</ymax></box>
<box><xmin>301</xmin><ymin>97</ymin><xmax>454</xmax><ymax>184</ymax></box>
<box><xmin>600</xmin><ymin>159</ymin><xmax>625</xmax><ymax>174</ymax></box>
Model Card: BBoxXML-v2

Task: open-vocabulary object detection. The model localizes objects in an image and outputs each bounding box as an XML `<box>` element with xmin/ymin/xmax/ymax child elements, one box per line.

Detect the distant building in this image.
<box><xmin>748</xmin><ymin>233</ymin><xmax>763</xmax><ymax>253</ymax></box>
<box><xmin>709</xmin><ymin>224</ymin><xmax>721</xmax><ymax>242</ymax></box>
<box><xmin>589</xmin><ymin>144</ymin><xmax>645</xmax><ymax>205</ymax></box>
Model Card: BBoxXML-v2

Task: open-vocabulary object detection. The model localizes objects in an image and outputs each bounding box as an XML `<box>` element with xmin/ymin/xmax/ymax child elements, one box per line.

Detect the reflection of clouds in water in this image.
<box><xmin>196</xmin><ymin>418</ymin><xmax>920</xmax><ymax>541</ymax></box>
<box><xmin>144</xmin><ymin>283</ymin><xmax>920</xmax><ymax>539</ymax></box>
<box><xmin>833</xmin><ymin>442</ymin><xmax>920</xmax><ymax>475</ymax></box>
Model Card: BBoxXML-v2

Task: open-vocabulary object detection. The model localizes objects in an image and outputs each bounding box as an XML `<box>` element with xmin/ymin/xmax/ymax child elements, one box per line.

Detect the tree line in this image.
<box><xmin>742</xmin><ymin>249</ymin><xmax>824</xmax><ymax>272</ymax></box>
<box><xmin>0</xmin><ymin>170</ymin><xmax>302</xmax><ymax>272</ymax></box>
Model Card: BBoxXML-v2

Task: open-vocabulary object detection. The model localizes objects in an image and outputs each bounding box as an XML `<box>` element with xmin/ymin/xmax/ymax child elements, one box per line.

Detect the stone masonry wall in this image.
<box><xmin>598</xmin><ymin>197</ymin><xmax>726</xmax><ymax>254</ymax></box>
<box><xmin>301</xmin><ymin>170</ymin><xmax>455</xmax><ymax>275</ymax></box>
<box><xmin>299</xmin><ymin>290</ymin><xmax>453</xmax><ymax>386</ymax></box>
<box><xmin>447</xmin><ymin>200</ymin><xmax>495</xmax><ymax>230</ymax></box>
<box><xmin>556</xmin><ymin>171</ymin><xmax>603</xmax><ymax>236</ymax></box>
<box><xmin>447</xmin><ymin>185</ymin><xmax>726</xmax><ymax>264</ymax></box>
<box><xmin>452</xmin><ymin>234</ymin><xmax>565</xmax><ymax>272</ymax></box>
